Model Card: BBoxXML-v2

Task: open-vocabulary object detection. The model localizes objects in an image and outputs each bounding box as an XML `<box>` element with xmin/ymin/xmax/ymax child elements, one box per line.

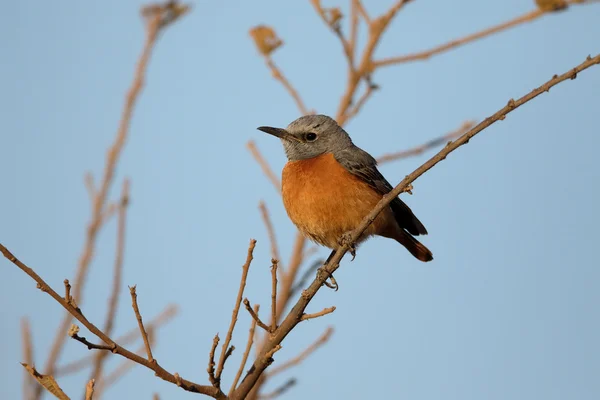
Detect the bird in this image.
<box><xmin>257</xmin><ymin>114</ymin><xmax>433</xmax><ymax>263</ymax></box>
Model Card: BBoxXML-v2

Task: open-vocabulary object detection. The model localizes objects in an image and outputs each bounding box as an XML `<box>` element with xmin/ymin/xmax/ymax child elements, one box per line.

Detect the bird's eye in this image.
<box><xmin>305</xmin><ymin>132</ymin><xmax>318</xmax><ymax>142</ymax></box>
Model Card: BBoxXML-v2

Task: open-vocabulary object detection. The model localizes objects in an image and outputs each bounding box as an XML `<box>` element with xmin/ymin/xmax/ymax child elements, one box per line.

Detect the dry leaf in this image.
<box><xmin>21</xmin><ymin>363</ymin><xmax>70</xmax><ymax>400</ymax></box>
<box><xmin>249</xmin><ymin>25</ymin><xmax>283</xmax><ymax>56</ymax></box>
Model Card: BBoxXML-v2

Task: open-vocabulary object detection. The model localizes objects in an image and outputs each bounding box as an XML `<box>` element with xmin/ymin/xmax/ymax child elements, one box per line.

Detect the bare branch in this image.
<box><xmin>300</xmin><ymin>306</ymin><xmax>336</xmax><ymax>321</ymax></box>
<box><xmin>229</xmin><ymin>304</ymin><xmax>260</xmax><ymax>396</ymax></box>
<box><xmin>129</xmin><ymin>286</ymin><xmax>154</xmax><ymax>362</ymax></box>
<box><xmin>21</xmin><ymin>318</ymin><xmax>35</xmax><ymax>400</ymax></box>
<box><xmin>258</xmin><ymin>378</ymin><xmax>296</xmax><ymax>399</ymax></box>
<box><xmin>90</xmin><ymin>179</ymin><xmax>130</xmax><ymax>385</ymax></box>
<box><xmin>244</xmin><ymin>299</ymin><xmax>271</xmax><ymax>333</ymax></box>
<box><xmin>215</xmin><ymin>239</ymin><xmax>257</xmax><ymax>384</ymax></box>
<box><xmin>259</xmin><ymin>202</ymin><xmax>280</xmax><ymax>263</ymax></box>
<box><xmin>377</xmin><ymin>120</ymin><xmax>477</xmax><ymax>164</ymax></box>
<box><xmin>265</xmin><ymin>56</ymin><xmax>309</xmax><ymax>116</ymax></box>
<box><xmin>207</xmin><ymin>334</ymin><xmax>220</xmax><ymax>387</ymax></box>
<box><xmin>85</xmin><ymin>379</ymin><xmax>95</xmax><ymax>400</ymax></box>
<box><xmin>270</xmin><ymin>260</ymin><xmax>278</xmax><ymax>332</ymax></box>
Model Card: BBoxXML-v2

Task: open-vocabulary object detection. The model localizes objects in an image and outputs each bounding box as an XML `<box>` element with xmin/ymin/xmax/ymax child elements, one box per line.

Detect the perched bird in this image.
<box><xmin>258</xmin><ymin>114</ymin><xmax>433</xmax><ymax>262</ymax></box>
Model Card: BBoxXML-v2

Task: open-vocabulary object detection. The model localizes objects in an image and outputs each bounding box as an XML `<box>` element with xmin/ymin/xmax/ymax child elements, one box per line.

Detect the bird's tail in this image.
<box><xmin>395</xmin><ymin>229</ymin><xmax>433</xmax><ymax>262</ymax></box>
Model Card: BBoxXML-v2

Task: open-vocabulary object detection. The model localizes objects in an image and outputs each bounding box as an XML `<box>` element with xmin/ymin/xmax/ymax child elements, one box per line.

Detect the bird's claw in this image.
<box><xmin>317</xmin><ymin>267</ymin><xmax>339</xmax><ymax>291</ymax></box>
<box><xmin>339</xmin><ymin>232</ymin><xmax>357</xmax><ymax>261</ymax></box>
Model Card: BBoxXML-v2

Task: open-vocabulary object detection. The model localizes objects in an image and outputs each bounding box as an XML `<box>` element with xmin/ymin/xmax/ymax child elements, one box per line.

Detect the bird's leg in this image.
<box><xmin>339</xmin><ymin>232</ymin><xmax>357</xmax><ymax>261</ymax></box>
<box><xmin>318</xmin><ymin>249</ymin><xmax>339</xmax><ymax>291</ymax></box>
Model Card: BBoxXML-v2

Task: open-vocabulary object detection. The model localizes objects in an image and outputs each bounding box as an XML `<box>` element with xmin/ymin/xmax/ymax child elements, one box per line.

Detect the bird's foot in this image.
<box><xmin>317</xmin><ymin>267</ymin><xmax>339</xmax><ymax>291</ymax></box>
<box><xmin>338</xmin><ymin>232</ymin><xmax>357</xmax><ymax>261</ymax></box>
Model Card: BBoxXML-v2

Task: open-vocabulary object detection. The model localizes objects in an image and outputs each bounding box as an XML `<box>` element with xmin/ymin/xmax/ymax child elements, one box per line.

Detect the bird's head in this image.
<box><xmin>258</xmin><ymin>114</ymin><xmax>353</xmax><ymax>161</ymax></box>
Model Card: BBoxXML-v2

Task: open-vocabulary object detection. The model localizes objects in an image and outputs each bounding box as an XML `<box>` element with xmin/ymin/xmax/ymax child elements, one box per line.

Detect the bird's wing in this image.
<box><xmin>334</xmin><ymin>147</ymin><xmax>428</xmax><ymax>235</ymax></box>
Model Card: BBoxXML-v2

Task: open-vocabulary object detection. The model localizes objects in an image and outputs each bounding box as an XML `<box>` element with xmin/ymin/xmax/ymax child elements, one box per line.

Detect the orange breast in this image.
<box><xmin>282</xmin><ymin>152</ymin><xmax>392</xmax><ymax>248</ymax></box>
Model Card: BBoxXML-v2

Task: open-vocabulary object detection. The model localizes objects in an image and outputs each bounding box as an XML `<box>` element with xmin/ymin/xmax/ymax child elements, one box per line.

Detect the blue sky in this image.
<box><xmin>1</xmin><ymin>1</ymin><xmax>599</xmax><ymax>399</ymax></box>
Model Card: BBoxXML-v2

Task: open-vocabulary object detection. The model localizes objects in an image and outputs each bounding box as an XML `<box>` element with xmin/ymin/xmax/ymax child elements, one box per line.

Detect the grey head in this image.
<box><xmin>257</xmin><ymin>114</ymin><xmax>354</xmax><ymax>161</ymax></box>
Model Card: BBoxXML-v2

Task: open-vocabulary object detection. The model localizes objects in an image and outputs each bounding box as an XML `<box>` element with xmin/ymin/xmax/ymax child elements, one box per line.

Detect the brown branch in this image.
<box><xmin>0</xmin><ymin>244</ymin><xmax>224</xmax><ymax>398</ymax></box>
<box><xmin>377</xmin><ymin>120</ymin><xmax>477</xmax><ymax>164</ymax></box>
<box><xmin>270</xmin><ymin>260</ymin><xmax>278</xmax><ymax>332</ymax></box>
<box><xmin>90</xmin><ymin>179</ymin><xmax>130</xmax><ymax>385</ymax></box>
<box><xmin>344</xmin><ymin>81</ymin><xmax>378</xmax><ymax>123</ymax></box>
<box><xmin>259</xmin><ymin>202</ymin><xmax>280</xmax><ymax>263</ymax></box>
<box><xmin>335</xmin><ymin>0</ymin><xmax>411</xmax><ymax>125</ymax></box>
<box><xmin>71</xmin><ymin>333</ymin><xmax>116</xmax><ymax>352</ymax></box>
<box><xmin>300</xmin><ymin>306</ymin><xmax>336</xmax><ymax>321</ymax></box>
<box><xmin>129</xmin><ymin>286</ymin><xmax>154</xmax><ymax>362</ymax></box>
<box><xmin>229</xmin><ymin>304</ymin><xmax>260</xmax><ymax>396</ymax></box>
<box><xmin>231</xmin><ymin>54</ymin><xmax>600</xmax><ymax>400</ymax></box>
<box><xmin>374</xmin><ymin>0</ymin><xmax>599</xmax><ymax>68</ymax></box>
<box><xmin>40</xmin><ymin>3</ymin><xmax>185</xmax><ymax>388</ymax></box>
<box><xmin>56</xmin><ymin>304</ymin><xmax>178</xmax><ymax>376</ymax></box>
<box><xmin>258</xmin><ymin>378</ymin><xmax>296</xmax><ymax>399</ymax></box>
<box><xmin>264</xmin><ymin>56</ymin><xmax>309</xmax><ymax>115</ymax></box>
<box><xmin>85</xmin><ymin>379</ymin><xmax>95</xmax><ymax>400</ymax></box>
<box><xmin>355</xmin><ymin>0</ymin><xmax>370</xmax><ymax>24</ymax></box>
<box><xmin>310</xmin><ymin>0</ymin><xmax>355</xmax><ymax>71</ymax></box>
<box><xmin>244</xmin><ymin>299</ymin><xmax>271</xmax><ymax>332</ymax></box>
<box><xmin>266</xmin><ymin>327</ymin><xmax>333</xmax><ymax>378</ymax></box>
<box><xmin>207</xmin><ymin>334</ymin><xmax>220</xmax><ymax>387</ymax></box>
<box><xmin>21</xmin><ymin>318</ymin><xmax>35</xmax><ymax>400</ymax></box>
<box><xmin>247</xmin><ymin>141</ymin><xmax>281</xmax><ymax>193</ymax></box>
<box><xmin>215</xmin><ymin>239</ymin><xmax>257</xmax><ymax>385</ymax></box>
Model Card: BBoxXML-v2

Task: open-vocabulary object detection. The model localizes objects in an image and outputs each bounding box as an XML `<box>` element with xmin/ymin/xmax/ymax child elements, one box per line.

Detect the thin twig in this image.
<box><xmin>344</xmin><ymin>82</ymin><xmax>377</xmax><ymax>123</ymax></box>
<box><xmin>0</xmin><ymin>243</ymin><xmax>224</xmax><ymax>398</ymax></box>
<box><xmin>259</xmin><ymin>202</ymin><xmax>280</xmax><ymax>263</ymax></box>
<box><xmin>258</xmin><ymin>378</ymin><xmax>296</xmax><ymax>399</ymax></box>
<box><xmin>129</xmin><ymin>286</ymin><xmax>154</xmax><ymax>362</ymax></box>
<box><xmin>266</xmin><ymin>327</ymin><xmax>333</xmax><ymax>378</ymax></box>
<box><xmin>207</xmin><ymin>334</ymin><xmax>220</xmax><ymax>387</ymax></box>
<box><xmin>90</xmin><ymin>179</ymin><xmax>130</xmax><ymax>385</ymax></box>
<box><xmin>71</xmin><ymin>333</ymin><xmax>116</xmax><ymax>352</ymax></box>
<box><xmin>215</xmin><ymin>239</ymin><xmax>257</xmax><ymax>384</ymax></box>
<box><xmin>270</xmin><ymin>260</ymin><xmax>278</xmax><ymax>332</ymax></box>
<box><xmin>40</xmin><ymin>3</ymin><xmax>181</xmax><ymax>388</ymax></box>
<box><xmin>229</xmin><ymin>304</ymin><xmax>260</xmax><ymax>396</ymax></box>
<box><xmin>264</xmin><ymin>56</ymin><xmax>309</xmax><ymax>115</ymax></box>
<box><xmin>231</xmin><ymin>54</ymin><xmax>600</xmax><ymax>400</ymax></box>
<box><xmin>85</xmin><ymin>379</ymin><xmax>95</xmax><ymax>400</ymax></box>
<box><xmin>244</xmin><ymin>299</ymin><xmax>271</xmax><ymax>332</ymax></box>
<box><xmin>355</xmin><ymin>0</ymin><xmax>370</xmax><ymax>23</ymax></box>
<box><xmin>300</xmin><ymin>306</ymin><xmax>336</xmax><ymax>321</ymax></box>
<box><xmin>289</xmin><ymin>258</ymin><xmax>324</xmax><ymax>298</ymax></box>
<box><xmin>377</xmin><ymin>120</ymin><xmax>477</xmax><ymax>164</ymax></box>
<box><xmin>374</xmin><ymin>8</ymin><xmax>560</xmax><ymax>67</ymax></box>
<box><xmin>247</xmin><ymin>141</ymin><xmax>281</xmax><ymax>193</ymax></box>
<box><xmin>21</xmin><ymin>318</ymin><xmax>34</xmax><ymax>400</ymax></box>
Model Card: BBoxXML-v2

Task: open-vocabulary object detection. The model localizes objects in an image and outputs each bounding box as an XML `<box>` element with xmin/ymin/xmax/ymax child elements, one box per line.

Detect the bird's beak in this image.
<box><xmin>257</xmin><ymin>126</ymin><xmax>294</xmax><ymax>141</ymax></box>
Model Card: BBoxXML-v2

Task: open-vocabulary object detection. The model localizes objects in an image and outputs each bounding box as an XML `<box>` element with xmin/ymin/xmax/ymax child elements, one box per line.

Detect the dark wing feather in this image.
<box><xmin>335</xmin><ymin>147</ymin><xmax>428</xmax><ymax>236</ymax></box>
